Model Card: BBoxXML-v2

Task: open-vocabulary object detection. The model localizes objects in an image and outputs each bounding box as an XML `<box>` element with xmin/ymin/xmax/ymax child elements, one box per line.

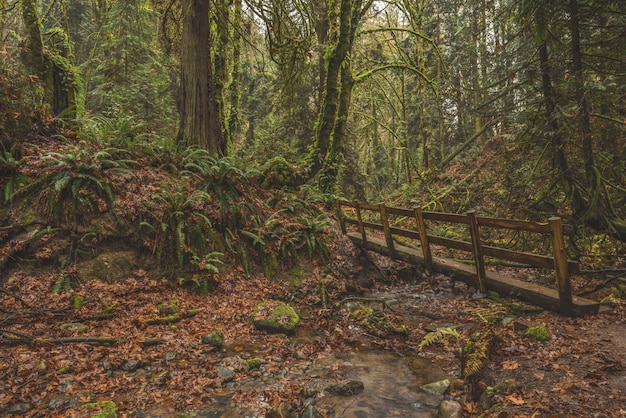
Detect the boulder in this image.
<box><xmin>252</xmin><ymin>301</ymin><xmax>300</xmax><ymax>334</ymax></box>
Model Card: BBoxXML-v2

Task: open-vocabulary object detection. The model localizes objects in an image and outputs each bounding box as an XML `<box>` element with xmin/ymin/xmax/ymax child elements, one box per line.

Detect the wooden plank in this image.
<box><xmin>379</xmin><ymin>203</ymin><xmax>395</xmax><ymax>257</ymax></box>
<box><xmin>346</xmin><ymin>233</ymin><xmax>600</xmax><ymax>316</ymax></box>
<box><xmin>422</xmin><ymin>211</ymin><xmax>469</xmax><ymax>224</ymax></box>
<box><xmin>386</xmin><ymin>206</ymin><xmax>414</xmax><ymax>217</ymax></box>
<box><xmin>550</xmin><ymin>217</ymin><xmax>573</xmax><ymax>316</ymax></box>
<box><xmin>414</xmin><ymin>207</ymin><xmax>433</xmax><ymax>270</ymax></box>
<box><xmin>359</xmin><ymin>203</ymin><xmax>380</xmax><ymax>211</ymax></box>
<box><xmin>477</xmin><ymin>216</ymin><xmax>575</xmax><ymax>236</ymax></box>
<box><xmin>467</xmin><ymin>210</ymin><xmax>487</xmax><ymax>293</ymax></box>
<box><xmin>482</xmin><ymin>246</ymin><xmax>579</xmax><ymax>273</ymax></box>
<box><xmin>477</xmin><ymin>216</ymin><xmax>552</xmax><ymax>233</ymax></box>
<box><xmin>355</xmin><ymin>202</ymin><xmax>367</xmax><ymax>243</ymax></box>
<box><xmin>428</xmin><ymin>235</ymin><xmax>474</xmax><ymax>252</ymax></box>
<box><xmin>389</xmin><ymin>226</ymin><xmax>421</xmax><ymax>240</ymax></box>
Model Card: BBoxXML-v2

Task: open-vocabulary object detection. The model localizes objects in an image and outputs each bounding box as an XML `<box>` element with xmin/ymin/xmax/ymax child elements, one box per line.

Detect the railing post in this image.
<box><xmin>466</xmin><ymin>210</ymin><xmax>487</xmax><ymax>293</ymax></box>
<box><xmin>379</xmin><ymin>203</ymin><xmax>395</xmax><ymax>258</ymax></box>
<box><xmin>336</xmin><ymin>200</ymin><xmax>347</xmax><ymax>235</ymax></box>
<box><xmin>355</xmin><ymin>202</ymin><xmax>367</xmax><ymax>244</ymax></box>
<box><xmin>549</xmin><ymin>217</ymin><xmax>573</xmax><ymax>316</ymax></box>
<box><xmin>414</xmin><ymin>207</ymin><xmax>433</xmax><ymax>271</ymax></box>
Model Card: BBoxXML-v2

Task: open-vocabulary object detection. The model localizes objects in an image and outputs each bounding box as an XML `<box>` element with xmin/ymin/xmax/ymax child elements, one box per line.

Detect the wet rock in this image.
<box><xmin>217</xmin><ymin>365</ymin><xmax>236</xmax><ymax>383</ymax></box>
<box><xmin>6</xmin><ymin>403</ymin><xmax>31</xmax><ymax>416</ymax></box>
<box><xmin>437</xmin><ymin>399</ymin><xmax>462</xmax><ymax>418</ymax></box>
<box><xmin>301</xmin><ymin>404</ymin><xmax>323</xmax><ymax>418</ymax></box>
<box><xmin>265</xmin><ymin>402</ymin><xmax>297</xmax><ymax>418</ymax></box>
<box><xmin>421</xmin><ymin>379</ymin><xmax>450</xmax><ymax>395</ymax></box>
<box><xmin>252</xmin><ymin>301</ymin><xmax>300</xmax><ymax>334</ymax></box>
<box><xmin>48</xmin><ymin>395</ymin><xmax>77</xmax><ymax>410</ymax></box>
<box><xmin>121</xmin><ymin>359</ymin><xmax>148</xmax><ymax>372</ymax></box>
<box><xmin>324</xmin><ymin>379</ymin><xmax>365</xmax><ymax>396</ymax></box>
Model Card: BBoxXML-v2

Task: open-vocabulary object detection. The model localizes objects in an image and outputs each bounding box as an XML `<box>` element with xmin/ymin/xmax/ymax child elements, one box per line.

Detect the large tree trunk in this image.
<box><xmin>178</xmin><ymin>0</ymin><xmax>225</xmax><ymax>156</ymax></box>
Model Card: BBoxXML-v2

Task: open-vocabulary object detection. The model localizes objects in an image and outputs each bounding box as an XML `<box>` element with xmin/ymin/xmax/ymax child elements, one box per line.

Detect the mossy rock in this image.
<box><xmin>81</xmin><ymin>400</ymin><xmax>117</xmax><ymax>418</ymax></box>
<box><xmin>201</xmin><ymin>331</ymin><xmax>224</xmax><ymax>348</ymax></box>
<box><xmin>261</xmin><ymin>157</ymin><xmax>299</xmax><ymax>188</ymax></box>
<box><xmin>252</xmin><ymin>301</ymin><xmax>300</xmax><ymax>334</ymax></box>
<box><xmin>244</xmin><ymin>357</ymin><xmax>262</xmax><ymax>370</ymax></box>
<box><xmin>523</xmin><ymin>324</ymin><xmax>551</xmax><ymax>342</ymax></box>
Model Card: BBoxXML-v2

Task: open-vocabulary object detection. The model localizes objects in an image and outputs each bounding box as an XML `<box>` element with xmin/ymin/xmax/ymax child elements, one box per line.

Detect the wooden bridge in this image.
<box><xmin>336</xmin><ymin>200</ymin><xmax>603</xmax><ymax>317</ymax></box>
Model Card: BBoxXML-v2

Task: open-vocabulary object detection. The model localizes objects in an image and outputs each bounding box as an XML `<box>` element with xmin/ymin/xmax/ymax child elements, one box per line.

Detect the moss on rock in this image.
<box><xmin>252</xmin><ymin>301</ymin><xmax>300</xmax><ymax>334</ymax></box>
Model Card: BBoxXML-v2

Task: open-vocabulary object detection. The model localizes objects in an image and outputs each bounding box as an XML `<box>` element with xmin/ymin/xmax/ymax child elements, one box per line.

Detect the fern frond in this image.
<box><xmin>418</xmin><ymin>327</ymin><xmax>460</xmax><ymax>351</ymax></box>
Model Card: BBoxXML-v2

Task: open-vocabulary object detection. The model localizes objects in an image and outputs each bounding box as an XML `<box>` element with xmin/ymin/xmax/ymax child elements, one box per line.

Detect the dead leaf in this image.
<box><xmin>505</xmin><ymin>393</ymin><xmax>525</xmax><ymax>405</ymax></box>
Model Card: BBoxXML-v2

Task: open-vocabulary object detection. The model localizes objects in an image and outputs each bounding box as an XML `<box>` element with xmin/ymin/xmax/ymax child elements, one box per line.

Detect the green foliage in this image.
<box><xmin>52</xmin><ymin>270</ymin><xmax>77</xmax><ymax>294</ymax></box>
<box><xmin>20</xmin><ymin>141</ymin><xmax>134</xmax><ymax>224</ymax></box>
<box><xmin>523</xmin><ymin>324</ymin><xmax>551</xmax><ymax>342</ymax></box>
<box><xmin>140</xmin><ymin>183</ymin><xmax>215</xmax><ymax>272</ymax></box>
<box><xmin>81</xmin><ymin>400</ymin><xmax>117</xmax><ymax>418</ymax></box>
<box><xmin>0</xmin><ymin>46</ymin><xmax>42</xmax><ymax>136</ymax></box>
<box><xmin>418</xmin><ymin>327</ymin><xmax>460</xmax><ymax>351</ymax></box>
<box><xmin>244</xmin><ymin>358</ymin><xmax>262</xmax><ymax>370</ymax></box>
<box><xmin>0</xmin><ymin>142</ymin><xmax>27</xmax><ymax>203</ymax></box>
<box><xmin>463</xmin><ymin>331</ymin><xmax>492</xmax><ymax>378</ymax></box>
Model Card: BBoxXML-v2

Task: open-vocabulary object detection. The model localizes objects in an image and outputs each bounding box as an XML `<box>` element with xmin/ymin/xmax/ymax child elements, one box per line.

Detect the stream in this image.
<box><xmin>141</xmin><ymin>283</ymin><xmax>464</xmax><ymax>417</ymax></box>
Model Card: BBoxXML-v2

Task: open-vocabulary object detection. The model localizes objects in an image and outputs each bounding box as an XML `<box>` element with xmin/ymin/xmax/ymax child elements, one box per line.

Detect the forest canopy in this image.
<box><xmin>1</xmin><ymin>0</ymin><xmax>625</xmax><ymax>244</ymax></box>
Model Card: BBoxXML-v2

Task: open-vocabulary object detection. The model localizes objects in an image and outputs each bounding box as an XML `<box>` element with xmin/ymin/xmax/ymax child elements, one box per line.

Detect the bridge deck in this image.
<box><xmin>347</xmin><ymin>232</ymin><xmax>604</xmax><ymax>316</ymax></box>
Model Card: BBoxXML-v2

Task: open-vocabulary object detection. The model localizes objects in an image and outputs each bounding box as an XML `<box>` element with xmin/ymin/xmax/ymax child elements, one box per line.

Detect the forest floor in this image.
<box><xmin>1</xmin><ymin>228</ymin><xmax>625</xmax><ymax>417</ymax></box>
<box><xmin>0</xmin><ymin>133</ymin><xmax>625</xmax><ymax>417</ymax></box>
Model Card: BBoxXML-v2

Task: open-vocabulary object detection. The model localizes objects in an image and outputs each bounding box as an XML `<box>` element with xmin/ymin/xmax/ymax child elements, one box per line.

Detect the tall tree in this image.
<box><xmin>178</xmin><ymin>0</ymin><xmax>226</xmax><ymax>155</ymax></box>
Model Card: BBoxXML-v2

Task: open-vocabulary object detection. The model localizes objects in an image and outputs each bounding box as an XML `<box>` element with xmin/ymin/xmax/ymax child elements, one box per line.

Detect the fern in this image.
<box><xmin>418</xmin><ymin>327</ymin><xmax>460</xmax><ymax>351</ymax></box>
<box><xmin>464</xmin><ymin>337</ymin><xmax>490</xmax><ymax>378</ymax></box>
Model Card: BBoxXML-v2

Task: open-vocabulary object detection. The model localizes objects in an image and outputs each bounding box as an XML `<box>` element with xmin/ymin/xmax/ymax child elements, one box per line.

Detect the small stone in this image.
<box><xmin>7</xmin><ymin>403</ymin><xmax>31</xmax><ymax>415</ymax></box>
<box><xmin>48</xmin><ymin>396</ymin><xmax>76</xmax><ymax>410</ymax></box>
<box><xmin>437</xmin><ymin>399</ymin><xmax>462</xmax><ymax>418</ymax></box>
<box><xmin>217</xmin><ymin>365</ymin><xmax>235</xmax><ymax>383</ymax></box>
<box><xmin>121</xmin><ymin>359</ymin><xmax>143</xmax><ymax>372</ymax></box>
<box><xmin>324</xmin><ymin>379</ymin><xmax>365</xmax><ymax>396</ymax></box>
<box><xmin>164</xmin><ymin>351</ymin><xmax>177</xmax><ymax>361</ymax></box>
<box><xmin>421</xmin><ymin>379</ymin><xmax>450</xmax><ymax>395</ymax></box>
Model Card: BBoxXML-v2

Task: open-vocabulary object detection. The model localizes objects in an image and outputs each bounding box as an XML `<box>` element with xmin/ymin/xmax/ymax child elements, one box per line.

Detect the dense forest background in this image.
<box><xmin>1</xmin><ymin>0</ymin><xmax>625</xmax><ymax>257</ymax></box>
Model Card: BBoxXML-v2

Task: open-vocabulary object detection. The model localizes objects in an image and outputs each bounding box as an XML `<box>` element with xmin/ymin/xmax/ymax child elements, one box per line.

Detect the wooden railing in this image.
<box><xmin>336</xmin><ymin>200</ymin><xmax>580</xmax><ymax>316</ymax></box>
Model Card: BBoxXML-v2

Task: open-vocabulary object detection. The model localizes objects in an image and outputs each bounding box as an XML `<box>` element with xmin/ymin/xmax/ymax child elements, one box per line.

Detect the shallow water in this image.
<box><xmin>312</xmin><ymin>350</ymin><xmax>446</xmax><ymax>417</ymax></box>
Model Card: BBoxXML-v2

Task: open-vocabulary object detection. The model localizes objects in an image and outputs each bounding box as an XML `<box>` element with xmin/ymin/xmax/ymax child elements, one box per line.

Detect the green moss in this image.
<box><xmin>252</xmin><ymin>301</ymin><xmax>300</xmax><ymax>334</ymax></box>
<box><xmin>60</xmin><ymin>322</ymin><xmax>89</xmax><ymax>333</ymax></box>
<box><xmin>351</xmin><ymin>307</ymin><xmax>374</xmax><ymax>318</ymax></box>
<box><xmin>201</xmin><ymin>331</ymin><xmax>224</xmax><ymax>347</ymax></box>
<box><xmin>523</xmin><ymin>324</ymin><xmax>551</xmax><ymax>342</ymax></box>
<box><xmin>157</xmin><ymin>299</ymin><xmax>180</xmax><ymax>315</ymax></box>
<box><xmin>71</xmin><ymin>293</ymin><xmax>85</xmax><ymax>309</ymax></box>
<box><xmin>56</xmin><ymin>366</ymin><xmax>73</xmax><ymax>375</ymax></box>
<box><xmin>81</xmin><ymin>400</ymin><xmax>117</xmax><ymax>418</ymax></box>
<box><xmin>244</xmin><ymin>358</ymin><xmax>262</xmax><ymax>370</ymax></box>
<box><xmin>261</xmin><ymin>157</ymin><xmax>298</xmax><ymax>188</ymax></box>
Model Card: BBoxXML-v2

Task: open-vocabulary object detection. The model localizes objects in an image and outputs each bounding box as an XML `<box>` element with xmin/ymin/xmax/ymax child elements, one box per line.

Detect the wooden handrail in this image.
<box><xmin>336</xmin><ymin>200</ymin><xmax>577</xmax><ymax>315</ymax></box>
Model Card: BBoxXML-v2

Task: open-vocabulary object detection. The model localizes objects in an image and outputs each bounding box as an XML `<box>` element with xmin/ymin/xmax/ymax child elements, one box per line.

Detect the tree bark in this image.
<box><xmin>178</xmin><ymin>0</ymin><xmax>225</xmax><ymax>156</ymax></box>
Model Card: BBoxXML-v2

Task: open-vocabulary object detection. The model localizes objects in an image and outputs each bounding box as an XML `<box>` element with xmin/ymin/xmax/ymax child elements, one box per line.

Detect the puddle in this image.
<box><xmin>311</xmin><ymin>350</ymin><xmax>446</xmax><ymax>417</ymax></box>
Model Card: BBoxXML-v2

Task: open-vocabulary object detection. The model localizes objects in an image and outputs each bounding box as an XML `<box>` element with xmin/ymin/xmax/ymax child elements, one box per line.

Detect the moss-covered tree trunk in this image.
<box><xmin>21</xmin><ymin>0</ymin><xmax>51</xmax><ymax>112</ymax></box>
<box><xmin>178</xmin><ymin>0</ymin><xmax>225</xmax><ymax>156</ymax></box>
